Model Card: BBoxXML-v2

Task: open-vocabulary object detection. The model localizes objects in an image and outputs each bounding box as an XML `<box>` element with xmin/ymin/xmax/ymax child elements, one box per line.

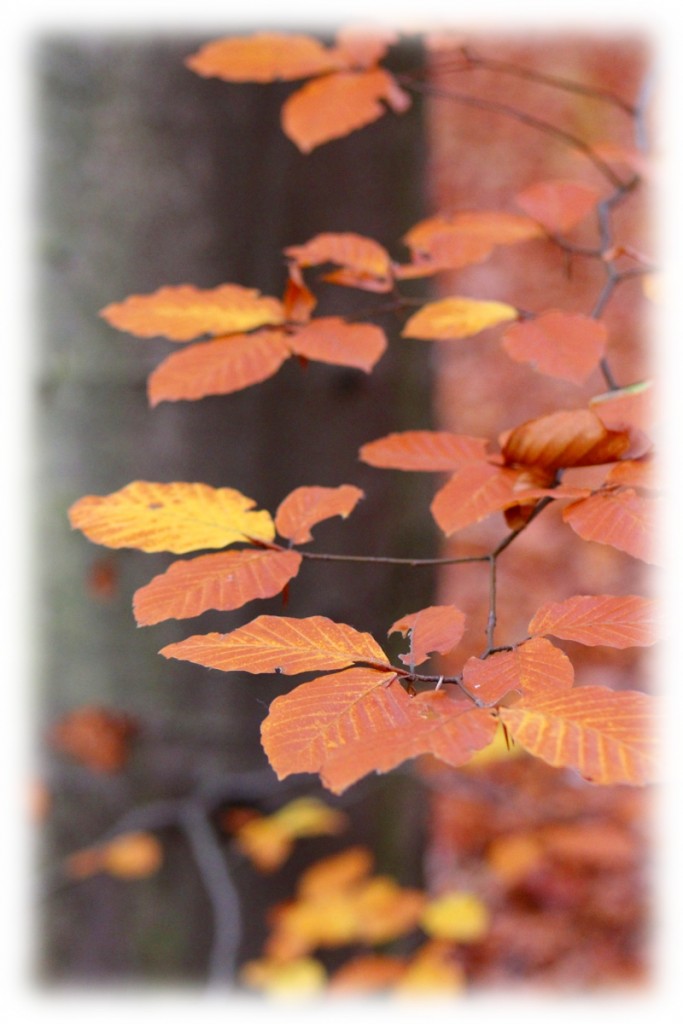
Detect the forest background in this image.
<box><xmin>3</xmin><ymin>0</ymin><xmax>683</xmax><ymax>1021</ymax></box>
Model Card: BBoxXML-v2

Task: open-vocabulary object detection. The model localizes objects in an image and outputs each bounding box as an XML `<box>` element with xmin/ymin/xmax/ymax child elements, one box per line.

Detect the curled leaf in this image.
<box><xmin>275</xmin><ymin>484</ymin><xmax>364</xmax><ymax>544</ymax></box>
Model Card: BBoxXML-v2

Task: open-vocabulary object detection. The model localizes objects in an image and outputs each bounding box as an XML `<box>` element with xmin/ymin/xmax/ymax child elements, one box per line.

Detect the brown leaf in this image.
<box><xmin>501</xmin><ymin>409</ymin><xmax>631</xmax><ymax>471</ymax></box>
<box><xmin>275</xmin><ymin>484</ymin><xmax>364</xmax><ymax>544</ymax></box>
<box><xmin>100</xmin><ymin>284</ymin><xmax>284</xmax><ymax>341</ymax></box>
<box><xmin>185</xmin><ymin>33</ymin><xmax>343</xmax><ymax>82</ymax></box>
<box><xmin>286</xmin><ymin>317</ymin><xmax>386</xmax><ymax>372</ymax></box>
<box><xmin>528</xmin><ymin>594</ymin><xmax>660</xmax><ymax>648</ymax></box>
<box><xmin>501</xmin><ymin>311</ymin><xmax>608</xmax><ymax>384</ymax></box>
<box><xmin>389</xmin><ymin>605</ymin><xmax>466</xmax><ymax>666</ymax></box>
<box><xmin>359</xmin><ymin>430</ymin><xmax>490</xmax><ymax>471</ymax></box>
<box><xmin>282</xmin><ymin>263</ymin><xmax>317</xmax><ymax>324</ymax></box>
<box><xmin>148</xmin><ymin>330</ymin><xmax>291</xmax><ymax>405</ymax></box>
<box><xmin>402</xmin><ymin>297</ymin><xmax>517</xmax><ymax>340</ymax></box>
<box><xmin>562</xmin><ymin>489</ymin><xmax>658</xmax><ymax>564</ymax></box>
<box><xmin>49</xmin><ymin>706</ymin><xmax>138</xmax><ymax>773</ymax></box>
<box><xmin>160</xmin><ymin>615</ymin><xmax>390</xmax><ymax>675</ymax></box>
<box><xmin>515</xmin><ymin>179</ymin><xmax>602</xmax><ymax>233</ymax></box>
<box><xmin>133</xmin><ymin>548</ymin><xmax>303</xmax><ymax>625</ymax></box>
<box><xmin>281</xmin><ymin>69</ymin><xmax>410</xmax><ymax>152</ymax></box>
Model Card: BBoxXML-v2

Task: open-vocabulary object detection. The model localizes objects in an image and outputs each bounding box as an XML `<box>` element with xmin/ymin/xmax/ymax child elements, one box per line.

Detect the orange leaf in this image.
<box><xmin>528</xmin><ymin>594</ymin><xmax>660</xmax><ymax>648</ymax></box>
<box><xmin>298</xmin><ymin>846</ymin><xmax>374</xmax><ymax>899</ymax></box>
<box><xmin>501</xmin><ymin>409</ymin><xmax>631</xmax><ymax>471</ymax></box>
<box><xmin>160</xmin><ymin>615</ymin><xmax>390</xmax><ymax>675</ymax></box>
<box><xmin>133</xmin><ymin>548</ymin><xmax>302</xmax><ymax>625</ymax></box>
<box><xmin>262</xmin><ymin>670</ymin><xmax>497</xmax><ymax>794</ymax></box>
<box><xmin>185</xmin><ymin>33</ymin><xmax>343</xmax><ymax>82</ymax></box>
<box><xmin>66</xmin><ymin>832</ymin><xmax>163</xmax><ymax>881</ymax></box>
<box><xmin>328</xmin><ymin>954</ymin><xmax>407</xmax><ymax>994</ymax></box>
<box><xmin>420</xmin><ymin>891</ymin><xmax>490</xmax><ymax>942</ymax></box>
<box><xmin>148</xmin><ymin>330</ymin><xmax>291</xmax><ymax>405</ymax></box>
<box><xmin>241</xmin><ymin>956</ymin><xmax>327</xmax><ymax>997</ymax></box>
<box><xmin>562</xmin><ymin>489</ymin><xmax>658</xmax><ymax>563</ymax></box>
<box><xmin>359</xmin><ymin>430</ymin><xmax>490</xmax><ymax>471</ymax></box>
<box><xmin>100</xmin><ymin>284</ymin><xmax>284</xmax><ymax>341</ymax></box>
<box><xmin>462</xmin><ymin>638</ymin><xmax>574</xmax><ymax>706</ymax></box>
<box><xmin>400</xmin><ymin>210</ymin><xmax>542</xmax><ymax>272</ymax></box>
<box><xmin>275</xmin><ymin>485</ymin><xmax>364</xmax><ymax>544</ymax></box>
<box><xmin>402</xmin><ymin>297</ymin><xmax>517</xmax><ymax>340</ymax></box>
<box><xmin>281</xmin><ymin>69</ymin><xmax>411</xmax><ymax>152</ymax></box>
<box><xmin>395</xmin><ymin>940</ymin><xmax>466</xmax><ymax>995</ymax></box>
<box><xmin>590</xmin><ymin>380</ymin><xmax>655</xmax><ymax>433</ymax></box>
<box><xmin>69</xmin><ymin>481</ymin><xmax>275</xmax><ymax>553</ymax></box>
<box><xmin>515</xmin><ymin>179</ymin><xmax>602</xmax><ymax>233</ymax></box>
<box><xmin>230</xmin><ymin>797</ymin><xmax>347</xmax><ymax>872</ymax></box>
<box><xmin>282</xmin><ymin>263</ymin><xmax>317</xmax><ymax>324</ymax></box>
<box><xmin>49</xmin><ymin>706</ymin><xmax>138</xmax><ymax>773</ymax></box>
<box><xmin>285</xmin><ymin>232</ymin><xmax>393</xmax><ymax>291</ymax></box>
<box><xmin>430</xmin><ymin>464</ymin><xmax>540</xmax><ymax>535</ymax></box>
<box><xmin>389</xmin><ymin>605</ymin><xmax>466</xmax><ymax>666</ymax></box>
<box><xmin>501</xmin><ymin>311</ymin><xmax>608</xmax><ymax>384</ymax></box>
<box><xmin>287</xmin><ymin>317</ymin><xmax>386</xmax><ymax>372</ymax></box>
<box><xmin>499</xmin><ymin>686</ymin><xmax>658</xmax><ymax>785</ymax></box>
<box><xmin>605</xmin><ymin>456</ymin><xmax>656</xmax><ymax>490</ymax></box>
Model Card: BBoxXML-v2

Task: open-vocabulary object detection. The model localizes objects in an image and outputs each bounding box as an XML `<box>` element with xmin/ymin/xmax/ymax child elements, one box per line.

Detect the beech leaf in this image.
<box><xmin>285</xmin><ymin>232</ymin><xmax>393</xmax><ymax>291</ymax></box>
<box><xmin>185</xmin><ymin>33</ymin><xmax>343</xmax><ymax>82</ymax></box>
<box><xmin>69</xmin><ymin>481</ymin><xmax>275</xmax><ymax>554</ymax></box>
<box><xmin>133</xmin><ymin>548</ymin><xmax>303</xmax><ymax>626</ymax></box>
<box><xmin>359</xmin><ymin>430</ymin><xmax>490</xmax><ymax>472</ymax></box>
<box><xmin>100</xmin><ymin>284</ymin><xmax>284</xmax><ymax>341</ymax></box>
<box><xmin>147</xmin><ymin>330</ymin><xmax>291</xmax><ymax>405</ymax></box>
<box><xmin>462</xmin><ymin>638</ymin><xmax>574</xmax><ymax>706</ymax></box>
<box><xmin>528</xmin><ymin>594</ymin><xmax>660</xmax><ymax>648</ymax></box>
<box><xmin>430</xmin><ymin>464</ymin><xmax>562</xmax><ymax>536</ymax></box>
<box><xmin>389</xmin><ymin>605</ymin><xmax>466</xmax><ymax>666</ymax></box>
<box><xmin>400</xmin><ymin>210</ymin><xmax>543</xmax><ymax>273</ymax></box>
<box><xmin>281</xmin><ymin>69</ymin><xmax>411</xmax><ymax>152</ymax></box>
<box><xmin>562</xmin><ymin>489</ymin><xmax>658</xmax><ymax>563</ymax></box>
<box><xmin>515</xmin><ymin>179</ymin><xmax>602</xmax><ymax>233</ymax></box>
<box><xmin>501</xmin><ymin>311</ymin><xmax>608</xmax><ymax>384</ymax></box>
<box><xmin>287</xmin><ymin>317</ymin><xmax>386</xmax><ymax>372</ymax></box>
<box><xmin>499</xmin><ymin>686</ymin><xmax>658</xmax><ymax>785</ymax></box>
<box><xmin>402</xmin><ymin>297</ymin><xmax>517</xmax><ymax>340</ymax></box>
<box><xmin>501</xmin><ymin>408</ymin><xmax>631</xmax><ymax>471</ymax></box>
<box><xmin>160</xmin><ymin>615</ymin><xmax>390</xmax><ymax>675</ymax></box>
<box><xmin>275</xmin><ymin>484</ymin><xmax>364</xmax><ymax>544</ymax></box>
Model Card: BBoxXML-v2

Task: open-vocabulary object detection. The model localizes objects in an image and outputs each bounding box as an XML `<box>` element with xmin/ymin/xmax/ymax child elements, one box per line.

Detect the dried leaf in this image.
<box><xmin>101</xmin><ymin>284</ymin><xmax>284</xmax><ymax>341</ymax></box>
<box><xmin>147</xmin><ymin>329</ymin><xmax>291</xmax><ymax>405</ymax></box>
<box><xmin>501</xmin><ymin>311</ymin><xmax>608</xmax><ymax>384</ymax></box>
<box><xmin>501</xmin><ymin>409</ymin><xmax>631</xmax><ymax>471</ymax></box>
<box><xmin>69</xmin><ymin>481</ymin><xmax>275</xmax><ymax>554</ymax></box>
<box><xmin>285</xmin><ymin>232</ymin><xmax>393</xmax><ymax>291</ymax></box>
<box><xmin>462</xmin><ymin>638</ymin><xmax>574</xmax><ymax>706</ymax></box>
<box><xmin>275</xmin><ymin>484</ymin><xmax>364</xmax><ymax>544</ymax></box>
<box><xmin>420</xmin><ymin>891</ymin><xmax>490</xmax><ymax>942</ymax></box>
<box><xmin>528</xmin><ymin>594</ymin><xmax>660</xmax><ymax>648</ymax></box>
<box><xmin>186</xmin><ymin>33</ymin><xmax>343</xmax><ymax>82</ymax></box>
<box><xmin>359</xmin><ymin>430</ymin><xmax>490</xmax><ymax>471</ymax></box>
<box><xmin>402</xmin><ymin>297</ymin><xmax>517</xmax><ymax>340</ymax></box>
<box><xmin>282</xmin><ymin>69</ymin><xmax>410</xmax><ymax>152</ymax></box>
<box><xmin>389</xmin><ymin>605</ymin><xmax>466</xmax><ymax>666</ymax></box>
<box><xmin>499</xmin><ymin>686</ymin><xmax>658</xmax><ymax>785</ymax></box>
<box><xmin>133</xmin><ymin>548</ymin><xmax>302</xmax><ymax>625</ymax></box>
<box><xmin>287</xmin><ymin>317</ymin><xmax>386</xmax><ymax>372</ymax></box>
<box><xmin>562</xmin><ymin>489</ymin><xmax>658</xmax><ymax>563</ymax></box>
<box><xmin>161</xmin><ymin>615</ymin><xmax>390</xmax><ymax>675</ymax></box>
<box><xmin>515</xmin><ymin>179</ymin><xmax>602</xmax><ymax>233</ymax></box>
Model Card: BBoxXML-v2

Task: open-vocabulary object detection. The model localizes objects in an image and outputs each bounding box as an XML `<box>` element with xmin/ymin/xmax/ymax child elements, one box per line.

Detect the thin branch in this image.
<box><xmin>296</xmin><ymin>548</ymin><xmax>490</xmax><ymax>568</ymax></box>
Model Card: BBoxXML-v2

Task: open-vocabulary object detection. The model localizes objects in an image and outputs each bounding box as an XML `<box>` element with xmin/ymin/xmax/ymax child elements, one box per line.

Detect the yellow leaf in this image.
<box><xmin>241</xmin><ymin>956</ymin><xmax>327</xmax><ymax>999</ymax></box>
<box><xmin>395</xmin><ymin>941</ymin><xmax>466</xmax><ymax>995</ymax></box>
<box><xmin>420</xmin><ymin>891</ymin><xmax>490</xmax><ymax>943</ymax></box>
<box><xmin>69</xmin><ymin>481</ymin><xmax>275</xmax><ymax>554</ymax></box>
<box><xmin>232</xmin><ymin>798</ymin><xmax>348</xmax><ymax>872</ymax></box>
<box><xmin>402</xmin><ymin>297</ymin><xmax>517</xmax><ymax>340</ymax></box>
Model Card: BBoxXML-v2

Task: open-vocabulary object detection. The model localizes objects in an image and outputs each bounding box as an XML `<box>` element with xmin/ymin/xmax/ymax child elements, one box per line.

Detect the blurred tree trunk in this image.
<box><xmin>36</xmin><ymin>33</ymin><xmax>434</xmax><ymax>982</ymax></box>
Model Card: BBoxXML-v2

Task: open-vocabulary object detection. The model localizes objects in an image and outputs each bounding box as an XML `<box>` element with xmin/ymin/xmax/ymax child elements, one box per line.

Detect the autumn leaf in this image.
<box><xmin>389</xmin><ymin>605</ymin><xmax>466</xmax><ymax>666</ymax></box>
<box><xmin>430</xmin><ymin>463</ymin><xmax>555</xmax><ymax>536</ymax></box>
<box><xmin>328</xmin><ymin>954</ymin><xmax>407</xmax><ymax>994</ymax></box>
<box><xmin>501</xmin><ymin>311</ymin><xmax>608</xmax><ymax>384</ymax></box>
<box><xmin>298</xmin><ymin>846</ymin><xmax>374</xmax><ymax>899</ymax></box>
<box><xmin>160</xmin><ymin>615</ymin><xmax>390</xmax><ymax>675</ymax></box>
<box><xmin>65</xmin><ymin>832</ymin><xmax>163</xmax><ymax>881</ymax></box>
<box><xmin>100</xmin><ymin>284</ymin><xmax>284</xmax><ymax>341</ymax></box>
<box><xmin>605</xmin><ymin>456</ymin><xmax>656</xmax><ymax>490</ymax></box>
<box><xmin>275</xmin><ymin>484</ymin><xmax>364</xmax><ymax>544</ymax></box>
<box><xmin>515</xmin><ymin>179</ymin><xmax>602</xmax><ymax>233</ymax></box>
<box><xmin>185</xmin><ymin>33</ymin><xmax>343</xmax><ymax>82</ymax></box>
<box><xmin>133</xmin><ymin>548</ymin><xmax>303</xmax><ymax>626</ymax></box>
<box><xmin>282</xmin><ymin>68</ymin><xmax>411</xmax><ymax>152</ymax></box>
<box><xmin>501</xmin><ymin>409</ymin><xmax>631</xmax><ymax>471</ymax></box>
<box><xmin>49</xmin><ymin>706</ymin><xmax>138</xmax><ymax>773</ymax></box>
<box><xmin>394</xmin><ymin>941</ymin><xmax>466</xmax><ymax>995</ymax></box>
<box><xmin>562</xmin><ymin>488</ymin><xmax>658</xmax><ymax>563</ymax></box>
<box><xmin>462</xmin><ymin>638</ymin><xmax>574</xmax><ymax>706</ymax></box>
<box><xmin>399</xmin><ymin>210</ymin><xmax>542</xmax><ymax>274</ymax></box>
<box><xmin>241</xmin><ymin>956</ymin><xmax>327</xmax><ymax>998</ymax></box>
<box><xmin>262</xmin><ymin>669</ymin><xmax>497</xmax><ymax>794</ymax></box>
<box><xmin>287</xmin><ymin>317</ymin><xmax>387</xmax><ymax>372</ymax></box>
<box><xmin>402</xmin><ymin>297</ymin><xmax>517</xmax><ymax>340</ymax></box>
<box><xmin>285</xmin><ymin>232</ymin><xmax>393</xmax><ymax>291</ymax></box>
<box><xmin>420</xmin><ymin>891</ymin><xmax>490</xmax><ymax>942</ymax></box>
<box><xmin>282</xmin><ymin>263</ymin><xmax>317</xmax><ymax>324</ymax></box>
<box><xmin>528</xmin><ymin>594</ymin><xmax>660</xmax><ymax>648</ymax></box>
<box><xmin>69</xmin><ymin>481</ymin><xmax>275</xmax><ymax>554</ymax></box>
<box><xmin>147</xmin><ymin>329</ymin><xmax>291</xmax><ymax>405</ymax></box>
<box><xmin>359</xmin><ymin>430</ymin><xmax>490</xmax><ymax>472</ymax></box>
<box><xmin>227</xmin><ymin>797</ymin><xmax>347</xmax><ymax>872</ymax></box>
<box><xmin>590</xmin><ymin>380</ymin><xmax>655</xmax><ymax>433</ymax></box>
<box><xmin>499</xmin><ymin>686</ymin><xmax>658</xmax><ymax>785</ymax></box>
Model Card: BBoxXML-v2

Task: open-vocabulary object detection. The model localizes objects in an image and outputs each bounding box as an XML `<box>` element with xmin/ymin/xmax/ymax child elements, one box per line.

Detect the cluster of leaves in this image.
<box><xmin>69</xmin><ymin>28</ymin><xmax>658</xmax><ymax>800</ymax></box>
